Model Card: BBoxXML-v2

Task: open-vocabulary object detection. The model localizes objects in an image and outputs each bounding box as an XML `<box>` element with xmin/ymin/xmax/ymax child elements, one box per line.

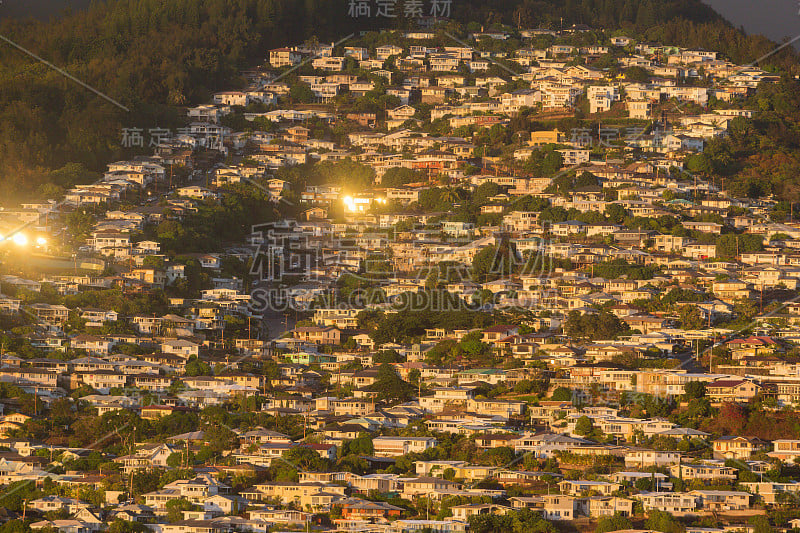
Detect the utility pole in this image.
<box><xmin>709</xmin><ymin>334</ymin><xmax>714</xmax><ymax>374</ymax></box>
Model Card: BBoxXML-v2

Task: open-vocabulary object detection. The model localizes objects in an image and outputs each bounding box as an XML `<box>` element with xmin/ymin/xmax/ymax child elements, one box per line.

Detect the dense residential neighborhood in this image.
<box><xmin>1</xmin><ymin>16</ymin><xmax>800</xmax><ymax>533</ymax></box>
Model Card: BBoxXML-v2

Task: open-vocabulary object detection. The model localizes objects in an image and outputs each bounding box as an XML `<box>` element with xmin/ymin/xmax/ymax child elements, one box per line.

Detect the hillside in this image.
<box><xmin>0</xmin><ymin>0</ymin><xmax>795</xmax><ymax>203</ymax></box>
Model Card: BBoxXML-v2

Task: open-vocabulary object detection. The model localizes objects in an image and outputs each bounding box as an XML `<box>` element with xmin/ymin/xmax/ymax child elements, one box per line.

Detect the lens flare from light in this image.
<box><xmin>12</xmin><ymin>233</ymin><xmax>27</xmax><ymax>246</ymax></box>
<box><xmin>36</xmin><ymin>237</ymin><xmax>47</xmax><ymax>246</ymax></box>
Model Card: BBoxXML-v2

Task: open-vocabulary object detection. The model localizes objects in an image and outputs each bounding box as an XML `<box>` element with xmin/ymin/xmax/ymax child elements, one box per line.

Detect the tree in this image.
<box><xmin>108</xmin><ymin>520</ymin><xmax>149</xmax><ymax>533</ymax></box>
<box><xmin>0</xmin><ymin>480</ymin><xmax>40</xmax><ymax>511</ymax></box>
<box><xmin>66</xmin><ymin>209</ymin><xmax>97</xmax><ymax>243</ymax></box>
<box><xmin>563</xmin><ymin>311</ymin><xmax>627</xmax><ymax>341</ymax></box>
<box><xmin>575</xmin><ymin>171</ymin><xmax>599</xmax><ymax>187</ymax></box>
<box><xmin>732</xmin><ymin>298</ymin><xmax>759</xmax><ymax>322</ymax></box>
<box><xmin>605</xmin><ymin>203</ymin><xmax>627</xmax><ymax>223</ymax></box>
<box><xmin>370</xmin><ymin>363</ymin><xmax>414</xmax><ymax>403</ymax></box>
<box><xmin>551</xmin><ymin>387</ymin><xmax>573</xmax><ymax>402</ymax></box>
<box><xmin>645</xmin><ymin>510</ymin><xmax>685</xmax><ymax>533</ymax></box>
<box><xmin>684</xmin><ymin>381</ymin><xmax>706</xmax><ymax>399</ymax></box>
<box><xmin>469</xmin><ymin>508</ymin><xmax>556</xmax><ymax>533</ymax></box>
<box><xmin>166</xmin><ymin>452</ymin><xmax>184</xmax><ymax>468</ymax></box>
<box><xmin>337</xmin><ymin>454</ymin><xmax>370</xmax><ymax>475</ymax></box>
<box><xmin>381</xmin><ymin>167</ymin><xmax>424</xmax><ymax>188</ymax></box>
<box><xmin>284</xmin><ymin>446</ymin><xmax>327</xmax><ymax>471</ymax></box>
<box><xmin>481</xmin><ymin>446</ymin><xmax>516</xmax><ymax>466</ymax></box>
<box><xmin>472</xmin><ymin>245</ymin><xmax>500</xmax><ymax>283</ymax></box>
<box><xmin>205</xmin><ymin>424</ymin><xmax>238</xmax><ymax>454</ymax></box>
<box><xmin>165</xmin><ymin>498</ymin><xmax>195</xmax><ymax>523</ymax></box>
<box><xmin>373</xmin><ymin>350</ymin><xmax>404</xmax><ymax>364</ymax></box>
<box><xmin>574</xmin><ymin>415</ymin><xmax>594</xmax><ymax>437</ymax></box>
<box><xmin>678</xmin><ymin>305</ymin><xmax>704</xmax><ymax>330</ymax></box>
<box><xmin>289</xmin><ymin>82</ymin><xmax>314</xmax><ymax>103</ymax></box>
<box><xmin>184</xmin><ymin>356</ymin><xmax>212</xmax><ymax>376</ymax></box>
<box><xmin>716</xmin><ymin>234</ymin><xmax>763</xmax><ymax>259</ymax></box>
<box><xmin>747</xmin><ymin>515</ymin><xmax>771</xmax><ymax>533</ymax></box>
<box><xmin>596</xmin><ymin>513</ymin><xmax>632</xmax><ymax>533</ymax></box>
<box><xmin>625</xmin><ymin>66</ymin><xmax>651</xmax><ymax>82</ymax></box>
<box><xmin>343</xmin><ymin>433</ymin><xmax>374</xmax><ymax>456</ymax></box>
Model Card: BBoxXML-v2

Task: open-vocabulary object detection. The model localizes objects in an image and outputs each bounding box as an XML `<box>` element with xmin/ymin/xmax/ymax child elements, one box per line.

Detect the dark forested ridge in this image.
<box><xmin>0</xmin><ymin>0</ymin><xmax>796</xmax><ymax>203</ymax></box>
<box><xmin>0</xmin><ymin>0</ymin><xmax>361</xmax><ymax>202</ymax></box>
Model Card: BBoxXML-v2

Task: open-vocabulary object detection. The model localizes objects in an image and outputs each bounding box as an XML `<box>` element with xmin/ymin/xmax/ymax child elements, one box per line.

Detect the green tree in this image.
<box><xmin>596</xmin><ymin>513</ymin><xmax>633</xmax><ymax>533</ymax></box>
<box><xmin>684</xmin><ymin>381</ymin><xmax>706</xmax><ymax>399</ymax></box>
<box><xmin>551</xmin><ymin>387</ymin><xmax>573</xmax><ymax>402</ymax></box>
<box><xmin>166</xmin><ymin>498</ymin><xmax>195</xmax><ymax>523</ymax></box>
<box><xmin>645</xmin><ymin>510</ymin><xmax>684</xmax><ymax>533</ymax></box>
<box><xmin>108</xmin><ymin>520</ymin><xmax>149</xmax><ymax>533</ymax></box>
<box><xmin>678</xmin><ymin>305</ymin><xmax>705</xmax><ymax>330</ymax></box>
<box><xmin>284</xmin><ymin>446</ymin><xmax>327</xmax><ymax>471</ymax></box>
<box><xmin>624</xmin><ymin>66</ymin><xmax>651</xmax><ymax>82</ymax></box>
<box><xmin>166</xmin><ymin>452</ymin><xmax>184</xmax><ymax>468</ymax></box>
<box><xmin>574</xmin><ymin>415</ymin><xmax>594</xmax><ymax>437</ymax></box>
<box><xmin>716</xmin><ymin>234</ymin><xmax>763</xmax><ymax>259</ymax></box>
<box><xmin>370</xmin><ymin>363</ymin><xmax>414</xmax><ymax>403</ymax></box>
<box><xmin>563</xmin><ymin>311</ymin><xmax>626</xmax><ymax>341</ymax></box>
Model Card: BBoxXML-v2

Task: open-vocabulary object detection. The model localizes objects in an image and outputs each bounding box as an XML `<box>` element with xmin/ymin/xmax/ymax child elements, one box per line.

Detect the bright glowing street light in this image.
<box><xmin>12</xmin><ymin>233</ymin><xmax>27</xmax><ymax>246</ymax></box>
<box><xmin>36</xmin><ymin>237</ymin><xmax>47</xmax><ymax>246</ymax></box>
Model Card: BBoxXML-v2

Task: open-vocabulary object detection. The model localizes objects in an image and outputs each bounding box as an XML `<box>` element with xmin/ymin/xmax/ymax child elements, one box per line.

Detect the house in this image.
<box><xmin>450</xmin><ymin>503</ymin><xmax>510</xmax><ymax>521</ymax></box>
<box><xmin>393</xmin><ymin>520</ymin><xmax>467</xmax><ymax>533</ymax></box>
<box><xmin>141</xmin><ymin>405</ymin><xmax>194</xmax><ymax>421</ymax></box>
<box><xmin>712</xmin><ymin>436</ymin><xmax>769</xmax><ymax>460</ymax></box>
<box><xmin>705</xmin><ymin>379</ymin><xmax>760</xmax><ymax>403</ymax></box>
<box><xmin>29</xmin><ymin>496</ymin><xmax>85</xmax><ymax>514</ymax></box>
<box><xmin>482</xmin><ymin>325</ymin><xmax>519</xmax><ymax>343</ymax></box>
<box><xmin>624</xmin><ymin>449</ymin><xmax>682</xmax><ymax>468</ymax></box>
<box><xmin>558</xmin><ymin>480</ymin><xmax>620</xmax><ymax>496</ymax></box>
<box><xmin>510</xmin><ymin>495</ymin><xmax>578</xmax><ymax>520</ymax></box>
<box><xmin>241</xmin><ymin>481</ymin><xmax>346</xmax><ymax>509</ymax></box>
<box><xmin>162</xmin><ymin>339</ymin><xmax>200</xmax><ymax>358</ymax></box>
<box><xmin>336</xmin><ymin>498</ymin><xmax>404</xmax><ymax>519</ymax></box>
<box><xmin>291</xmin><ymin>327</ymin><xmax>341</xmax><ymax>345</ymax></box>
<box><xmin>580</xmin><ymin>496</ymin><xmax>634</xmax><ymax>518</ymax></box>
<box><xmin>741</xmin><ymin>482</ymin><xmax>800</xmax><ymax>505</ymax></box>
<box><xmin>637</xmin><ymin>492</ymin><xmax>697</xmax><ymax>513</ymax></box>
<box><xmin>373</xmin><ymin>437</ymin><xmax>438</xmax><ymax>457</ymax></box>
<box><xmin>114</xmin><ymin>443</ymin><xmax>178</xmax><ymax>473</ymax></box>
<box><xmin>419</xmin><ymin>387</ymin><xmax>477</xmax><ymax>412</ymax></box>
<box><xmin>769</xmin><ymin>440</ymin><xmax>800</xmax><ymax>463</ymax></box>
<box><xmin>669</xmin><ymin>463</ymin><xmax>737</xmax><ymax>481</ymax></box>
<box><xmin>148</xmin><ymin>520</ymin><xmax>230</xmax><ymax>533</ymax></box>
<box><xmin>690</xmin><ymin>490</ymin><xmax>750</xmax><ymax>511</ymax></box>
<box><xmin>713</xmin><ymin>279</ymin><xmax>753</xmax><ymax>303</ymax></box>
<box><xmin>270</xmin><ymin>47</ymin><xmax>302</xmax><ymax>67</ymax></box>
<box><xmin>29</xmin><ymin>303</ymin><xmax>69</xmax><ymax>325</ymax></box>
<box><xmin>400</xmin><ymin>476</ymin><xmax>460</xmax><ymax>498</ymax></box>
<box><xmin>70</xmin><ymin>334</ymin><xmax>114</xmax><ymax>355</ymax></box>
<box><xmin>203</xmin><ymin>494</ymin><xmax>243</xmax><ymax>516</ymax></box>
<box><xmin>31</xmin><ymin>520</ymin><xmax>96</xmax><ymax>533</ymax></box>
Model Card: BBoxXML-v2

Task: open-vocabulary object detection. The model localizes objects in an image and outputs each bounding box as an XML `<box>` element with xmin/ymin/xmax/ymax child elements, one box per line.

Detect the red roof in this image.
<box><xmin>301</xmin><ymin>443</ymin><xmax>335</xmax><ymax>450</ymax></box>
<box><xmin>707</xmin><ymin>379</ymin><xmax>749</xmax><ymax>389</ymax></box>
<box><xmin>727</xmin><ymin>336</ymin><xmax>778</xmax><ymax>346</ymax></box>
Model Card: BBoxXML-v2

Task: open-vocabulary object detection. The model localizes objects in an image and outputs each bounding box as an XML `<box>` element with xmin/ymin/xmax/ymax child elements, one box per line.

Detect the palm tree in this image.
<box><xmin>440</xmin><ymin>187</ymin><xmax>460</xmax><ymax>204</ymax></box>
